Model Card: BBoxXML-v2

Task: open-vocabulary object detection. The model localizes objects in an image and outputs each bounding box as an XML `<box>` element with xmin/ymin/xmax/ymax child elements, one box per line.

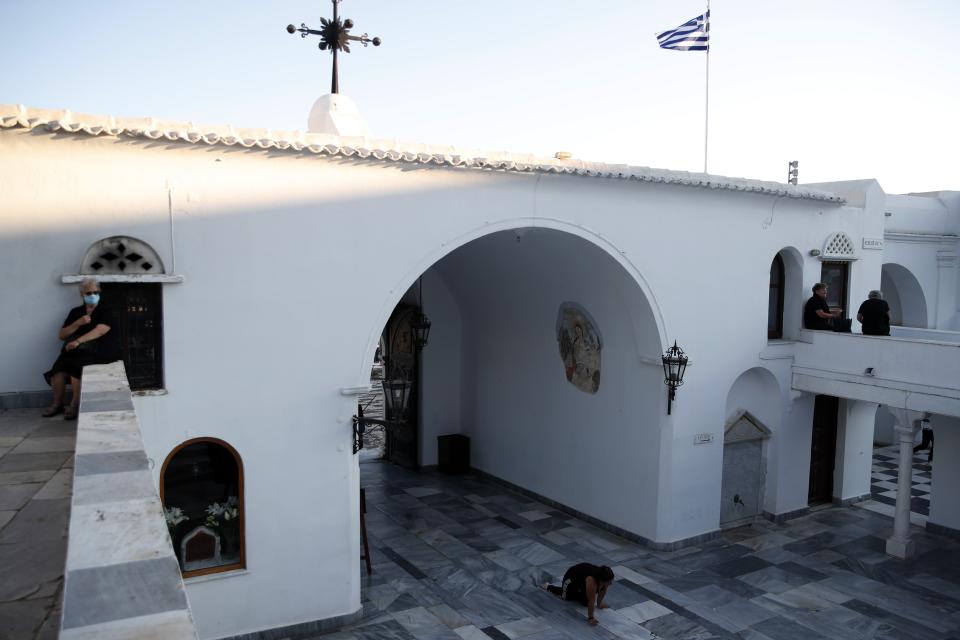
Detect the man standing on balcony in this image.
<box><xmin>804</xmin><ymin>283</ymin><xmax>842</xmax><ymax>330</ymax></box>
<box><xmin>857</xmin><ymin>290</ymin><xmax>891</xmax><ymax>336</ymax></box>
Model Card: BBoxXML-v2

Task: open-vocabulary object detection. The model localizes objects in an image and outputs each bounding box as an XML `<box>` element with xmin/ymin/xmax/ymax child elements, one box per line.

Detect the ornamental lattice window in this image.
<box><xmin>821</xmin><ymin>232</ymin><xmax>857</xmax><ymax>261</ymax></box>
<box><xmin>81</xmin><ymin>236</ymin><xmax>164</xmax><ymax>274</ymax></box>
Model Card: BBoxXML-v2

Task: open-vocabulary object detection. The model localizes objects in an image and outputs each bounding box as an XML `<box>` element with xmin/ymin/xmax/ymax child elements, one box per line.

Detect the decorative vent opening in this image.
<box><xmin>822</xmin><ymin>232</ymin><xmax>856</xmax><ymax>261</ymax></box>
<box><xmin>80</xmin><ymin>236</ymin><xmax>165</xmax><ymax>275</ymax></box>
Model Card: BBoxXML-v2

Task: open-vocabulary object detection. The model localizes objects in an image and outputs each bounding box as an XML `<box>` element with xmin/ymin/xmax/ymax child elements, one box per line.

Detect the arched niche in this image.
<box><xmin>721</xmin><ymin>368</ymin><xmax>780</xmax><ymax>527</ymax></box>
<box><xmin>770</xmin><ymin>247</ymin><xmax>803</xmax><ymax>340</ymax></box>
<box><xmin>881</xmin><ymin>263</ymin><xmax>928</xmax><ymax>328</ymax></box>
<box><xmin>160</xmin><ymin>438</ymin><xmax>245</xmax><ymax>577</ymax></box>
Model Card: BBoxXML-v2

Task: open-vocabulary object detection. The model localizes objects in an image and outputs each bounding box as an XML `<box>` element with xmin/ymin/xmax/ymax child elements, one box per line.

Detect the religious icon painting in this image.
<box><xmin>556</xmin><ymin>302</ymin><xmax>602</xmax><ymax>394</ymax></box>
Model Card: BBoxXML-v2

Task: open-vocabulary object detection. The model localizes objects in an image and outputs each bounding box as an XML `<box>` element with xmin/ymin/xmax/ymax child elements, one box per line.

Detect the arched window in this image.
<box><xmin>768</xmin><ymin>254</ymin><xmax>785</xmax><ymax>339</ymax></box>
<box><xmin>160</xmin><ymin>438</ymin><xmax>244</xmax><ymax>577</ymax></box>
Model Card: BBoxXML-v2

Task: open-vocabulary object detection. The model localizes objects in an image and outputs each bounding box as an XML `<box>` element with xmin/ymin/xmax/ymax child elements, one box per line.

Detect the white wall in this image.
<box><xmin>418</xmin><ymin>268</ymin><xmax>462</xmax><ymax>467</ymax></box>
<box><xmin>833</xmin><ymin>399</ymin><xmax>877</xmax><ymax>502</ymax></box>
<box><xmin>436</xmin><ymin>229</ymin><xmax>663</xmax><ymax>540</ymax></box>
<box><xmin>928</xmin><ymin>414</ymin><xmax>960</xmax><ymax>532</ymax></box>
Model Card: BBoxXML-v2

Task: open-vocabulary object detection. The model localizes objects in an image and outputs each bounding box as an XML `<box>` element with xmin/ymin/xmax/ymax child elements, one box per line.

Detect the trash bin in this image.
<box><xmin>437</xmin><ymin>434</ymin><xmax>470</xmax><ymax>474</ymax></box>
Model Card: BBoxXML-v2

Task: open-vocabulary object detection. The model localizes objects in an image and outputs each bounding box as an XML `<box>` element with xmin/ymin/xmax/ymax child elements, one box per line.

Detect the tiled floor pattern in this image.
<box><xmin>324</xmin><ymin>460</ymin><xmax>960</xmax><ymax>640</ymax></box>
<box><xmin>0</xmin><ymin>408</ymin><xmax>75</xmax><ymax>639</ymax></box>
<box><xmin>859</xmin><ymin>444</ymin><xmax>933</xmax><ymax>527</ymax></box>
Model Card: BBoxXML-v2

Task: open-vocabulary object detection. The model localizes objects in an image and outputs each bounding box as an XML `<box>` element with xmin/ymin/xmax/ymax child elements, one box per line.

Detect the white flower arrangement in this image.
<box><xmin>204</xmin><ymin>496</ymin><xmax>240</xmax><ymax>528</ymax></box>
<box><xmin>164</xmin><ymin>506</ymin><xmax>189</xmax><ymax>530</ymax></box>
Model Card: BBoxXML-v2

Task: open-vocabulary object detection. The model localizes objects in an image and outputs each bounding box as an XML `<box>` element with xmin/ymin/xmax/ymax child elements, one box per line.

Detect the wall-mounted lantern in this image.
<box><xmin>353</xmin><ymin>374</ymin><xmax>413</xmax><ymax>454</ymax></box>
<box><xmin>412</xmin><ymin>276</ymin><xmax>431</xmax><ymax>350</ymax></box>
<box><xmin>661</xmin><ymin>341</ymin><xmax>689</xmax><ymax>415</ymax></box>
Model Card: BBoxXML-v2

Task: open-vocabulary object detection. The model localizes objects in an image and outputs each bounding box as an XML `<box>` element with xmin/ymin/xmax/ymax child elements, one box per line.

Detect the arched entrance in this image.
<box><xmin>358</xmin><ymin>224</ymin><xmax>665</xmax><ymax>543</ymax></box>
<box><xmin>881</xmin><ymin>263</ymin><xmax>928</xmax><ymax>328</ymax></box>
<box><xmin>721</xmin><ymin>368</ymin><xmax>779</xmax><ymax>527</ymax></box>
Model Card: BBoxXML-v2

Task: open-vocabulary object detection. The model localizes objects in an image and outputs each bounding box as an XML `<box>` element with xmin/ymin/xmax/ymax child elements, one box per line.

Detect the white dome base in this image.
<box><xmin>307</xmin><ymin>94</ymin><xmax>372</xmax><ymax>137</ymax></box>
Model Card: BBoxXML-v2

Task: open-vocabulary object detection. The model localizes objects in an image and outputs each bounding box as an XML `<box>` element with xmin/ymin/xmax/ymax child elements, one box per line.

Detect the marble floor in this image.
<box><xmin>324</xmin><ymin>460</ymin><xmax>960</xmax><ymax>640</ymax></box>
<box><xmin>0</xmin><ymin>408</ymin><xmax>74</xmax><ymax>640</ymax></box>
<box><xmin>858</xmin><ymin>444</ymin><xmax>933</xmax><ymax>526</ymax></box>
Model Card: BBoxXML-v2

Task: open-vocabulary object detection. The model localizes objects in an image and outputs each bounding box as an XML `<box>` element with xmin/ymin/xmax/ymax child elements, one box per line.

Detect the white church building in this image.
<box><xmin>0</xmin><ymin>97</ymin><xmax>958</xmax><ymax>639</ymax></box>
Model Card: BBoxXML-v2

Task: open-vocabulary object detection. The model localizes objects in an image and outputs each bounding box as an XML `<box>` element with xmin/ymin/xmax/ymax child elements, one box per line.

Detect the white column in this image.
<box><xmin>885</xmin><ymin>408</ymin><xmax>923</xmax><ymax>559</ymax></box>
<box><xmin>934</xmin><ymin>252</ymin><xmax>957</xmax><ymax>330</ymax></box>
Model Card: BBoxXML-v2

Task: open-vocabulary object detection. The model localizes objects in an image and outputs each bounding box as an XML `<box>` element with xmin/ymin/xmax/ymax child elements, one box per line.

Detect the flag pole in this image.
<box><xmin>703</xmin><ymin>0</ymin><xmax>710</xmax><ymax>174</ymax></box>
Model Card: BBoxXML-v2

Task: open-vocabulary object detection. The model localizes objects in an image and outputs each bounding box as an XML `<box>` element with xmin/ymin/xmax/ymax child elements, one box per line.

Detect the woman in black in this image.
<box><xmin>42</xmin><ymin>278</ymin><xmax>120</xmax><ymax>420</ymax></box>
<box><xmin>543</xmin><ymin>563</ymin><xmax>614</xmax><ymax>625</ymax></box>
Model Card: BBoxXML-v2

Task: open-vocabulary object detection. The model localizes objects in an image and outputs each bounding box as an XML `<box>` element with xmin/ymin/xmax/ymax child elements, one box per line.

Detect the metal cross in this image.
<box><xmin>287</xmin><ymin>0</ymin><xmax>382</xmax><ymax>95</ymax></box>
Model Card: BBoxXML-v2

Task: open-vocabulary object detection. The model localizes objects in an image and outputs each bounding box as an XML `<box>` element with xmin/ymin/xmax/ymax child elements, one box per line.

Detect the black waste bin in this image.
<box><xmin>437</xmin><ymin>434</ymin><xmax>470</xmax><ymax>474</ymax></box>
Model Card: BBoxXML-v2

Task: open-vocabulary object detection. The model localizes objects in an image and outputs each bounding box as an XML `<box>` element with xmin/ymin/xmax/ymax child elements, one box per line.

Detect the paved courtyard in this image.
<box><xmin>0</xmin><ymin>408</ymin><xmax>74</xmax><ymax>640</ymax></box>
<box><xmin>330</xmin><ymin>460</ymin><xmax>960</xmax><ymax>640</ymax></box>
<box><xmin>860</xmin><ymin>444</ymin><xmax>934</xmax><ymax>526</ymax></box>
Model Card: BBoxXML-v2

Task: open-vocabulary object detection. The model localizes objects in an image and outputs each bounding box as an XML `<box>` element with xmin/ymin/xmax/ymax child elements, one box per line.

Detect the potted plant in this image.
<box><xmin>204</xmin><ymin>496</ymin><xmax>241</xmax><ymax>556</ymax></box>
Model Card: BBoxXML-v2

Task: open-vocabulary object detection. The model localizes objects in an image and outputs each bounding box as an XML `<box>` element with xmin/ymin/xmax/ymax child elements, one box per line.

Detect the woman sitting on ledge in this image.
<box><xmin>42</xmin><ymin>278</ymin><xmax>120</xmax><ymax>420</ymax></box>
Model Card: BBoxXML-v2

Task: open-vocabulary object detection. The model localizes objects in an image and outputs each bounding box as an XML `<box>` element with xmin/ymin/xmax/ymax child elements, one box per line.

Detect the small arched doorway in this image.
<box><xmin>881</xmin><ymin>263</ymin><xmax>928</xmax><ymax>328</ymax></box>
<box><xmin>721</xmin><ymin>368</ymin><xmax>780</xmax><ymax>527</ymax></box>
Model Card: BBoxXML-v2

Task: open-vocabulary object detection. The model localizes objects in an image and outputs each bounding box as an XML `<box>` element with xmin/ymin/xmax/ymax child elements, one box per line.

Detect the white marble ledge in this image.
<box><xmin>75</xmin><ymin>411</ymin><xmax>142</xmax><ymax>454</ymax></box>
<box><xmin>67</xmin><ymin>499</ymin><xmax>171</xmax><ymax>571</ymax></box>
<box><xmin>72</xmin><ymin>469</ymin><xmax>155</xmax><ymax>508</ymax></box>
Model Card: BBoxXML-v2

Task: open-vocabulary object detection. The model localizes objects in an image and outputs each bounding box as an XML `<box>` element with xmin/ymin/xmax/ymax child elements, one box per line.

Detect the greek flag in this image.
<box><xmin>656</xmin><ymin>10</ymin><xmax>710</xmax><ymax>51</ymax></box>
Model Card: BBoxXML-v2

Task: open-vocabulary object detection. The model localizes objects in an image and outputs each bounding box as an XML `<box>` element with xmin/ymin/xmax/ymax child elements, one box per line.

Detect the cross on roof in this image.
<box><xmin>287</xmin><ymin>0</ymin><xmax>382</xmax><ymax>95</ymax></box>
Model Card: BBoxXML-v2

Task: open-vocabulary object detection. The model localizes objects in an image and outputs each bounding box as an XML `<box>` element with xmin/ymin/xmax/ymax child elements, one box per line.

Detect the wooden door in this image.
<box><xmin>384</xmin><ymin>306</ymin><xmax>419</xmax><ymax>469</ymax></box>
<box><xmin>808</xmin><ymin>395</ymin><xmax>839</xmax><ymax>504</ymax></box>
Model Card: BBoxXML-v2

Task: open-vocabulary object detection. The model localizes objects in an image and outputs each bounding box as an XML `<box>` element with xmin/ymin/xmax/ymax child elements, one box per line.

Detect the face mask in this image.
<box><xmin>83</xmin><ymin>294</ymin><xmax>100</xmax><ymax>306</ymax></box>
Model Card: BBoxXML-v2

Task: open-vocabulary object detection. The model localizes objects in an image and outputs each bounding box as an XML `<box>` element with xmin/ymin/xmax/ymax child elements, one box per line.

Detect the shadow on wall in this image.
<box><xmin>882</xmin><ymin>263</ymin><xmax>928</xmax><ymax>328</ymax></box>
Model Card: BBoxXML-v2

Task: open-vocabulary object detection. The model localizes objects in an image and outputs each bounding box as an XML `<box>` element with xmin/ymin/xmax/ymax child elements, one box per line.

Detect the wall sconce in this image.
<box><xmin>353</xmin><ymin>373</ymin><xmax>412</xmax><ymax>454</ymax></box>
<box><xmin>809</xmin><ymin>249</ymin><xmax>821</xmax><ymax>257</ymax></box>
<box><xmin>661</xmin><ymin>341</ymin><xmax>689</xmax><ymax>415</ymax></box>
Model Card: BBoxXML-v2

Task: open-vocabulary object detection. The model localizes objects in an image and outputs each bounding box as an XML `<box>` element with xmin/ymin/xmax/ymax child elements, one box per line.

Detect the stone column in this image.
<box><xmin>885</xmin><ymin>408</ymin><xmax>923</xmax><ymax>559</ymax></box>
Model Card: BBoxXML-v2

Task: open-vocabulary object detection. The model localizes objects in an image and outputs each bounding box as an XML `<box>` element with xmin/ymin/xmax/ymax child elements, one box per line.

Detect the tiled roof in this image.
<box><xmin>0</xmin><ymin>104</ymin><xmax>843</xmax><ymax>203</ymax></box>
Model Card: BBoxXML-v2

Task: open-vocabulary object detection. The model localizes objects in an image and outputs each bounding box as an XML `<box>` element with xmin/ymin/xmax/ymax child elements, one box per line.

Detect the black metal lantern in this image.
<box><xmin>352</xmin><ymin>373</ymin><xmax>413</xmax><ymax>454</ymax></box>
<box><xmin>661</xmin><ymin>341</ymin><xmax>688</xmax><ymax>415</ymax></box>
<box><xmin>382</xmin><ymin>376</ymin><xmax>412</xmax><ymax>420</ymax></box>
<box><xmin>412</xmin><ymin>312</ymin><xmax>432</xmax><ymax>351</ymax></box>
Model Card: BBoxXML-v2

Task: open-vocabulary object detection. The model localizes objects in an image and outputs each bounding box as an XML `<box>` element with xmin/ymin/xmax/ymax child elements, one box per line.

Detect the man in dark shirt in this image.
<box><xmin>803</xmin><ymin>283</ymin><xmax>841</xmax><ymax>330</ymax></box>
<box><xmin>857</xmin><ymin>290</ymin><xmax>891</xmax><ymax>336</ymax></box>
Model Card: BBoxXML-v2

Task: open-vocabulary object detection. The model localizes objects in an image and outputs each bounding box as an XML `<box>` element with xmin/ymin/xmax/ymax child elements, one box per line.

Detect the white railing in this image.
<box><xmin>792</xmin><ymin>330</ymin><xmax>960</xmax><ymax>417</ymax></box>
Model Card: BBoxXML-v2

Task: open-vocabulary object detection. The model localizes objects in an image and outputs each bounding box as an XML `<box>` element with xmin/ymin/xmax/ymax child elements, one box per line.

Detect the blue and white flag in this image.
<box><xmin>656</xmin><ymin>10</ymin><xmax>710</xmax><ymax>51</ymax></box>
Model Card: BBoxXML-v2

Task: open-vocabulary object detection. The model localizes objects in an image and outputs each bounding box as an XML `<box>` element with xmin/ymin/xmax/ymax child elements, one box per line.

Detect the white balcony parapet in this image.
<box><xmin>60</xmin><ymin>361</ymin><xmax>198</xmax><ymax>639</ymax></box>
<box><xmin>792</xmin><ymin>330</ymin><xmax>960</xmax><ymax>417</ymax></box>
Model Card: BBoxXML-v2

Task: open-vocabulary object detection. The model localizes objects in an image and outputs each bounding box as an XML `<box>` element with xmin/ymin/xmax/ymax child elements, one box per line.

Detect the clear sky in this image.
<box><xmin>2</xmin><ymin>1</ymin><xmax>957</xmax><ymax>193</ymax></box>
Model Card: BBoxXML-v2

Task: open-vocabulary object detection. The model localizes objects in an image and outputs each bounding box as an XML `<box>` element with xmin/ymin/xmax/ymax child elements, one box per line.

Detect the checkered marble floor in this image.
<box><xmin>317</xmin><ymin>460</ymin><xmax>960</xmax><ymax>640</ymax></box>
<box><xmin>858</xmin><ymin>444</ymin><xmax>933</xmax><ymax>527</ymax></box>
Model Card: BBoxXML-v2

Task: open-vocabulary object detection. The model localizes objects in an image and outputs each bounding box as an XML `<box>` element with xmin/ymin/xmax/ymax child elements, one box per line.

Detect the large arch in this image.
<box><xmin>356</xmin><ymin>218</ymin><xmax>669</xmax><ymax>380</ymax></box>
<box><xmin>881</xmin><ymin>262</ymin><xmax>928</xmax><ymax>328</ymax></box>
<box><xmin>358</xmin><ymin>224</ymin><xmax>666</xmax><ymax>541</ymax></box>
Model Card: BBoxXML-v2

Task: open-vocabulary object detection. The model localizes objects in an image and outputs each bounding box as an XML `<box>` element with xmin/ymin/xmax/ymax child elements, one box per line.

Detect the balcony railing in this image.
<box><xmin>792</xmin><ymin>329</ymin><xmax>960</xmax><ymax>417</ymax></box>
<box><xmin>60</xmin><ymin>361</ymin><xmax>198</xmax><ymax>639</ymax></box>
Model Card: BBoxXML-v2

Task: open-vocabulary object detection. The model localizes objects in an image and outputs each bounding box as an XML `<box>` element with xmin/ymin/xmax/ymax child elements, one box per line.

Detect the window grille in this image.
<box><xmin>822</xmin><ymin>232</ymin><xmax>856</xmax><ymax>261</ymax></box>
<box><xmin>81</xmin><ymin>236</ymin><xmax>164</xmax><ymax>274</ymax></box>
<box><xmin>101</xmin><ymin>283</ymin><xmax>164</xmax><ymax>390</ymax></box>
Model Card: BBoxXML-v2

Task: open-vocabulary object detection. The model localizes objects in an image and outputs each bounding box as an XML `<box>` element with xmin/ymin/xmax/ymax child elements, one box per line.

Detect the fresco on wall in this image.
<box><xmin>556</xmin><ymin>302</ymin><xmax>602</xmax><ymax>394</ymax></box>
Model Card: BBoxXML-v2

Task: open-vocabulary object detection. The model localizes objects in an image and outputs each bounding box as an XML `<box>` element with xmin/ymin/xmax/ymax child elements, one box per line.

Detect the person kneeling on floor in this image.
<box><xmin>543</xmin><ymin>563</ymin><xmax>614</xmax><ymax>625</ymax></box>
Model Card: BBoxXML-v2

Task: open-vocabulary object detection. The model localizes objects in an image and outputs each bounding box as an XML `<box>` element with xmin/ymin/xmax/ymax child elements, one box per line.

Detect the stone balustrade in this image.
<box><xmin>60</xmin><ymin>361</ymin><xmax>198</xmax><ymax>639</ymax></box>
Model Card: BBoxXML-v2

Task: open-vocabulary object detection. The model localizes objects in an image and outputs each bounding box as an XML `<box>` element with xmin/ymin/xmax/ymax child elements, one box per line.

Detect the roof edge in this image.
<box><xmin>0</xmin><ymin>104</ymin><xmax>844</xmax><ymax>204</ymax></box>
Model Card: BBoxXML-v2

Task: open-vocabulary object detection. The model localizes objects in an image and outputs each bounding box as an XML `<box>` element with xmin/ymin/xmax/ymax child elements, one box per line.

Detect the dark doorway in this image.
<box><xmin>768</xmin><ymin>254</ymin><xmax>785</xmax><ymax>339</ymax></box>
<box><xmin>100</xmin><ymin>283</ymin><xmax>164</xmax><ymax>390</ymax></box>
<box><xmin>820</xmin><ymin>261</ymin><xmax>849</xmax><ymax>319</ymax></box>
<box><xmin>383</xmin><ymin>305</ymin><xmax>419</xmax><ymax>469</ymax></box>
<box><xmin>808</xmin><ymin>395</ymin><xmax>839</xmax><ymax>504</ymax></box>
